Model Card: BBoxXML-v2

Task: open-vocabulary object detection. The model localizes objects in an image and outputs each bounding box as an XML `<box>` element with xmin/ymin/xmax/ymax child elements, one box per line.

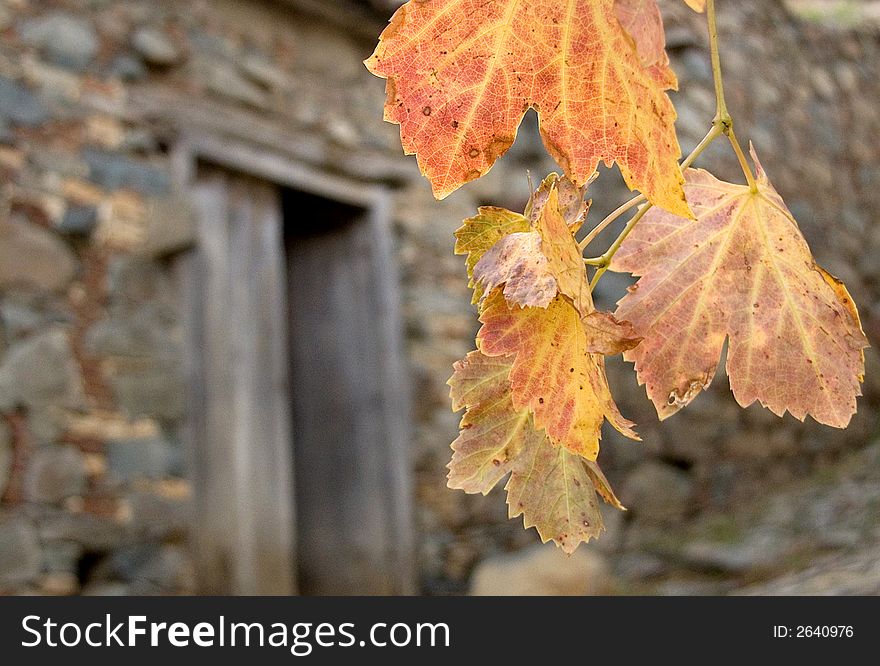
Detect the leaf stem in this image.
<box><xmin>584</xmin><ymin>123</ymin><xmax>723</xmax><ymax>287</ymax></box>
<box><xmin>726</xmin><ymin>125</ymin><xmax>758</xmax><ymax>191</ymax></box>
<box><xmin>707</xmin><ymin>0</ymin><xmax>757</xmax><ymax>191</ymax></box>
<box><xmin>706</xmin><ymin>0</ymin><xmax>728</xmax><ymax>125</ymax></box>
<box><xmin>578</xmin><ymin>194</ymin><xmax>645</xmax><ymax>251</ymax></box>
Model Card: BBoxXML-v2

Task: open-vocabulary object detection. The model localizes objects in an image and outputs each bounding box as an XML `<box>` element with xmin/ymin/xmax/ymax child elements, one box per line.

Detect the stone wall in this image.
<box><xmin>0</xmin><ymin>0</ymin><xmax>878</xmax><ymax>596</ymax></box>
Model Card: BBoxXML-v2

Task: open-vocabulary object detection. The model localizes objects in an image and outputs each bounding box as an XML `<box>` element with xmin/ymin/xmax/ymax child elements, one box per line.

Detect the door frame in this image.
<box><xmin>171</xmin><ymin>133</ymin><xmax>415</xmax><ymax>594</ymax></box>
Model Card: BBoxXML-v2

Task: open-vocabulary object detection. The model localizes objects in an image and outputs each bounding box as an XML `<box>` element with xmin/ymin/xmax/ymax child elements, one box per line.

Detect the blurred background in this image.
<box><xmin>0</xmin><ymin>0</ymin><xmax>878</xmax><ymax>596</ymax></box>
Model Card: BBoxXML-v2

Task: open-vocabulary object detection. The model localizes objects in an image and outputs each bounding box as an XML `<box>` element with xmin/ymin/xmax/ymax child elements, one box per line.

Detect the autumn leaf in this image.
<box><xmin>505</xmin><ymin>438</ymin><xmax>612</xmax><ymax>553</ymax></box>
<box><xmin>474</xmin><ymin>186</ymin><xmax>592</xmax><ymax>313</ymax></box>
<box><xmin>366</xmin><ymin>0</ymin><xmax>689</xmax><ymax>217</ymax></box>
<box><xmin>683</xmin><ymin>0</ymin><xmax>706</xmax><ymax>11</ymax></box>
<box><xmin>448</xmin><ymin>351</ymin><xmax>541</xmax><ymax>494</ymax></box>
<box><xmin>614</xmin><ymin>0</ymin><xmax>678</xmax><ymax>89</ymax></box>
<box><xmin>447</xmin><ymin>350</ymin><xmax>622</xmax><ymax>552</ymax></box>
<box><xmin>465</xmin><ymin>180</ymin><xmax>638</xmax><ymax>457</ymax></box>
<box><xmin>478</xmin><ymin>291</ymin><xmax>638</xmax><ymax>459</ymax></box>
<box><xmin>525</xmin><ymin>172</ymin><xmax>591</xmax><ymax>232</ymax></box>
<box><xmin>472</xmin><ymin>180</ymin><xmax>641</xmax><ymax>348</ymax></box>
<box><xmin>610</xmin><ymin>147</ymin><xmax>868</xmax><ymax>427</ymax></box>
<box><xmin>454</xmin><ymin>207</ymin><xmax>531</xmax><ymax>305</ymax></box>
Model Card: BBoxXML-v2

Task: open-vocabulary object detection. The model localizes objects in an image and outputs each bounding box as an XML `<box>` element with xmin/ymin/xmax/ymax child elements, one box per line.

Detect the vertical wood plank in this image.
<box><xmin>286</xmin><ymin>188</ymin><xmax>414</xmax><ymax>595</ymax></box>
<box><xmin>187</xmin><ymin>168</ymin><xmax>296</xmax><ymax>595</ymax></box>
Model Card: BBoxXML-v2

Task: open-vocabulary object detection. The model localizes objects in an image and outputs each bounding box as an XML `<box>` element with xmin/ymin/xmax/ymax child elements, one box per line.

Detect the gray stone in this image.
<box><xmin>203</xmin><ymin>60</ymin><xmax>268</xmax><ymax>108</ymax></box>
<box><xmin>107</xmin><ymin>437</ymin><xmax>177</xmax><ymax>481</ymax></box>
<box><xmin>0</xmin><ymin>220</ymin><xmax>78</xmax><ymax>292</ymax></box>
<box><xmin>241</xmin><ymin>53</ymin><xmax>288</xmax><ymax>88</ymax></box>
<box><xmin>128</xmin><ymin>545</ymin><xmax>194</xmax><ymax>595</ymax></box>
<box><xmin>614</xmin><ymin>552</ymin><xmax>669</xmax><ymax>580</ymax></box>
<box><xmin>24</xmin><ymin>445</ymin><xmax>87</xmax><ymax>504</ymax></box>
<box><xmin>682</xmin><ymin>527</ymin><xmax>795</xmax><ymax>574</ymax></box>
<box><xmin>109</xmin><ymin>360</ymin><xmax>185</xmax><ymax>422</ymax></box>
<box><xmin>0</xmin><ymin>328</ymin><xmax>83</xmax><ymax>412</ymax></box>
<box><xmin>0</xmin><ymin>76</ymin><xmax>49</xmax><ymax>126</ymax></box>
<box><xmin>623</xmin><ymin>461</ymin><xmax>695</xmax><ymax>522</ymax></box>
<box><xmin>107</xmin><ymin>257</ymin><xmax>174</xmax><ymax>306</ymax></box>
<box><xmin>0</xmin><ymin>294</ymin><xmax>50</xmax><ymax>344</ymax></box>
<box><xmin>27</xmin><ymin>405</ymin><xmax>70</xmax><ymax>444</ymax></box>
<box><xmin>42</xmin><ymin>540</ymin><xmax>83</xmax><ymax>573</ymax></box>
<box><xmin>0</xmin><ymin>517</ymin><xmax>42</xmax><ymax>589</ymax></box>
<box><xmin>470</xmin><ymin>544</ymin><xmax>611</xmax><ymax>596</ymax></box>
<box><xmin>92</xmin><ymin>544</ymin><xmax>157</xmax><ymax>581</ymax></box>
<box><xmin>108</xmin><ymin>54</ymin><xmax>147</xmax><ymax>82</ymax></box>
<box><xmin>87</xmin><ymin>303</ymin><xmax>177</xmax><ymax>358</ymax></box>
<box><xmin>19</xmin><ymin>13</ymin><xmax>98</xmax><ymax>71</ymax></box>
<box><xmin>131</xmin><ymin>27</ymin><xmax>182</xmax><ymax>66</ymax></box>
<box><xmin>81</xmin><ymin>582</ymin><xmax>131</xmax><ymax>596</ymax></box>
<box><xmin>139</xmin><ymin>196</ymin><xmax>197</xmax><ymax>257</ymax></box>
<box><xmin>129</xmin><ymin>490</ymin><xmax>190</xmax><ymax>542</ymax></box>
<box><xmin>0</xmin><ymin>420</ymin><xmax>11</xmax><ymax>499</ymax></box>
<box><xmin>0</xmin><ymin>117</ymin><xmax>11</xmax><ymax>143</ymax></box>
<box><xmin>120</xmin><ymin>128</ymin><xmax>157</xmax><ymax>152</ymax></box>
<box><xmin>734</xmin><ymin>546</ymin><xmax>880</xmax><ymax>596</ymax></box>
<box><xmin>57</xmin><ymin>205</ymin><xmax>98</xmax><ymax>237</ymax></box>
<box><xmin>37</xmin><ymin>509</ymin><xmax>130</xmax><ymax>551</ymax></box>
<box><xmin>82</xmin><ymin>148</ymin><xmax>170</xmax><ymax>195</ymax></box>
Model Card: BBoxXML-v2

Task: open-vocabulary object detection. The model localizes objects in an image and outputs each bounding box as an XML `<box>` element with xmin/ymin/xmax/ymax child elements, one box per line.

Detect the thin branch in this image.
<box><xmin>578</xmin><ymin>194</ymin><xmax>645</xmax><ymax>251</ymax></box>
<box><xmin>583</xmin><ymin>123</ymin><xmax>723</xmax><ymax>284</ymax></box>
<box><xmin>707</xmin><ymin>0</ymin><xmax>757</xmax><ymax>190</ymax></box>
<box><xmin>706</xmin><ymin>0</ymin><xmax>729</xmax><ymax>124</ymax></box>
<box><xmin>726</xmin><ymin>126</ymin><xmax>758</xmax><ymax>191</ymax></box>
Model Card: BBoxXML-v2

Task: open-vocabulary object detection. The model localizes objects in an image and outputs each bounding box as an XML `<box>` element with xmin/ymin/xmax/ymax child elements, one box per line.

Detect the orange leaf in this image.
<box><xmin>448</xmin><ymin>350</ymin><xmax>622</xmax><ymax>552</ymax></box>
<box><xmin>366</xmin><ymin>0</ymin><xmax>689</xmax><ymax>216</ymax></box>
<box><xmin>447</xmin><ymin>351</ymin><xmax>541</xmax><ymax>494</ymax></box>
<box><xmin>611</xmin><ymin>147</ymin><xmax>868</xmax><ymax>427</ymax></box>
<box><xmin>474</xmin><ymin>185</ymin><xmax>592</xmax><ymax>313</ymax></box>
<box><xmin>525</xmin><ymin>172</ymin><xmax>591</xmax><ymax>232</ymax></box>
<box><xmin>478</xmin><ymin>291</ymin><xmax>638</xmax><ymax>459</ymax></box>
<box><xmin>454</xmin><ymin>207</ymin><xmax>530</xmax><ymax>305</ymax></box>
<box><xmin>614</xmin><ymin>0</ymin><xmax>678</xmax><ymax>89</ymax></box>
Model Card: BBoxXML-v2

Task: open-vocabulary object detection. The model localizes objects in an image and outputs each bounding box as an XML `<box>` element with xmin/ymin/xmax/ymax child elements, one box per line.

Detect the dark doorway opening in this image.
<box><xmin>183</xmin><ymin>163</ymin><xmax>413</xmax><ymax>595</ymax></box>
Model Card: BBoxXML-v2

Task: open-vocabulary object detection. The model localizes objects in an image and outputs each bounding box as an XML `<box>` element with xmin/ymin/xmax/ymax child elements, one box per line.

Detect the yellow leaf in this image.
<box><xmin>454</xmin><ymin>207</ymin><xmax>530</xmax><ymax>305</ymax></box>
<box><xmin>505</xmin><ymin>438</ymin><xmax>608</xmax><ymax>553</ymax></box>
<box><xmin>614</xmin><ymin>0</ymin><xmax>678</xmax><ymax>89</ymax></box>
<box><xmin>478</xmin><ymin>292</ymin><xmax>638</xmax><ymax>459</ymax></box>
<box><xmin>366</xmin><ymin>0</ymin><xmax>689</xmax><ymax>216</ymax></box>
<box><xmin>474</xmin><ymin>187</ymin><xmax>593</xmax><ymax>313</ymax></box>
<box><xmin>448</xmin><ymin>350</ymin><xmax>622</xmax><ymax>552</ymax></box>
<box><xmin>447</xmin><ymin>351</ymin><xmax>542</xmax><ymax>494</ymax></box>
<box><xmin>611</xmin><ymin>147</ymin><xmax>868</xmax><ymax>427</ymax></box>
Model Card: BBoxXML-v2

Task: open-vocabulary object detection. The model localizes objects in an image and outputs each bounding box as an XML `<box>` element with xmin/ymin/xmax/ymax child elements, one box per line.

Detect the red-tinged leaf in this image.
<box><xmin>365</xmin><ymin>0</ymin><xmax>690</xmax><ymax>217</ymax></box>
<box><xmin>582</xmin><ymin>310</ymin><xmax>643</xmax><ymax>355</ymax></box>
<box><xmin>448</xmin><ymin>350</ymin><xmax>623</xmax><ymax>552</ymax></box>
<box><xmin>478</xmin><ymin>291</ymin><xmax>639</xmax><ymax>460</ymax></box>
<box><xmin>525</xmin><ymin>173</ymin><xmax>591</xmax><ymax>232</ymax></box>
<box><xmin>474</xmin><ymin>186</ymin><xmax>592</xmax><ymax>313</ymax></box>
<box><xmin>614</xmin><ymin>0</ymin><xmax>678</xmax><ymax>89</ymax></box>
<box><xmin>473</xmin><ymin>231</ymin><xmax>558</xmax><ymax>310</ymax></box>
<box><xmin>447</xmin><ymin>351</ymin><xmax>542</xmax><ymax>494</ymax></box>
<box><xmin>505</xmin><ymin>437</ymin><xmax>608</xmax><ymax>553</ymax></box>
<box><xmin>610</xmin><ymin>147</ymin><xmax>868</xmax><ymax>427</ymax></box>
<box><xmin>454</xmin><ymin>207</ymin><xmax>531</xmax><ymax>305</ymax></box>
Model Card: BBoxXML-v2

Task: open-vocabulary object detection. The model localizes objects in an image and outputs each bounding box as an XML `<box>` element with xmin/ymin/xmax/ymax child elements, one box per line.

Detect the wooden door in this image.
<box><xmin>285</xmin><ymin>189</ymin><xmax>414</xmax><ymax>595</ymax></box>
<box><xmin>182</xmin><ymin>168</ymin><xmax>296</xmax><ymax>595</ymax></box>
<box><xmin>182</xmin><ymin>164</ymin><xmax>414</xmax><ymax>595</ymax></box>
